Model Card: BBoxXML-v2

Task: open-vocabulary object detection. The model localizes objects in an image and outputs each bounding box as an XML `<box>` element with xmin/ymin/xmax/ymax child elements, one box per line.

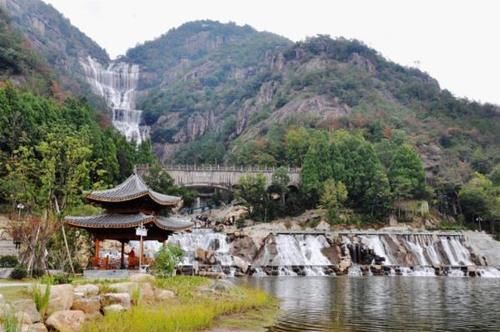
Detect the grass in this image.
<box><xmin>83</xmin><ymin>276</ymin><xmax>275</xmax><ymax>332</ymax></box>
<box><xmin>0</xmin><ymin>286</ymin><xmax>31</xmax><ymax>301</ymax></box>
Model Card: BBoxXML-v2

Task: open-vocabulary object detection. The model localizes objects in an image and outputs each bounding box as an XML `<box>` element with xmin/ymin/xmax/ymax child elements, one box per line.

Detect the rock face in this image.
<box><xmin>45</xmin><ymin>310</ymin><xmax>85</xmax><ymax>332</ymax></box>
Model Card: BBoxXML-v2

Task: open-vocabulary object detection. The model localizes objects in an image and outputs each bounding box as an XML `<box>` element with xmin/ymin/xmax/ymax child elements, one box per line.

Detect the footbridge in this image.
<box><xmin>161</xmin><ymin>165</ymin><xmax>301</xmax><ymax>191</ymax></box>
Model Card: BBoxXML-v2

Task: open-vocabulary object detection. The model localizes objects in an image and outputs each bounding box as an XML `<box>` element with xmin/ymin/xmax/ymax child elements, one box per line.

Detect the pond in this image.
<box><xmin>244</xmin><ymin>277</ymin><xmax>500</xmax><ymax>331</ymax></box>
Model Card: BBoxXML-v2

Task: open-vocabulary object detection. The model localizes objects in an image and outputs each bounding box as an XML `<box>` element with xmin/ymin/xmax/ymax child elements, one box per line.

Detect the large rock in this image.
<box><xmin>233</xmin><ymin>256</ymin><xmax>250</xmax><ymax>274</ymax></box>
<box><xmin>103</xmin><ymin>304</ymin><xmax>127</xmax><ymax>315</ymax></box>
<box><xmin>101</xmin><ymin>293</ymin><xmax>131</xmax><ymax>309</ymax></box>
<box><xmin>46</xmin><ymin>310</ymin><xmax>85</xmax><ymax>332</ymax></box>
<box><xmin>71</xmin><ymin>296</ymin><xmax>101</xmax><ymax>314</ymax></box>
<box><xmin>85</xmin><ymin>311</ymin><xmax>103</xmax><ymax>321</ymax></box>
<box><xmin>74</xmin><ymin>284</ymin><xmax>99</xmax><ymax>297</ymax></box>
<box><xmin>138</xmin><ymin>282</ymin><xmax>155</xmax><ymax>302</ymax></box>
<box><xmin>109</xmin><ymin>282</ymin><xmax>154</xmax><ymax>303</ymax></box>
<box><xmin>12</xmin><ymin>299</ymin><xmax>41</xmax><ymax>323</ymax></box>
<box><xmin>15</xmin><ymin>312</ymin><xmax>32</xmax><ymax>325</ymax></box>
<box><xmin>22</xmin><ymin>323</ymin><xmax>48</xmax><ymax>332</ymax></box>
<box><xmin>35</xmin><ymin>284</ymin><xmax>74</xmax><ymax>315</ymax></box>
<box><xmin>154</xmin><ymin>289</ymin><xmax>175</xmax><ymax>301</ymax></box>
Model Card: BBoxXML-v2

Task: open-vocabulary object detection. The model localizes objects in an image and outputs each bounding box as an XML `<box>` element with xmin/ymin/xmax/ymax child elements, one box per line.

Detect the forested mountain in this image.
<box><xmin>1</xmin><ymin>0</ymin><xmax>109</xmax><ymax>99</ymax></box>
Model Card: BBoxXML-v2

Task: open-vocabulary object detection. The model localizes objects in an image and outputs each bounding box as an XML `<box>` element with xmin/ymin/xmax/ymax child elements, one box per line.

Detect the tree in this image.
<box><xmin>300</xmin><ymin>134</ymin><xmax>332</xmax><ymax>195</ymax></box>
<box><xmin>319</xmin><ymin>179</ymin><xmax>348</xmax><ymax>223</ymax></box>
<box><xmin>152</xmin><ymin>244</ymin><xmax>184</xmax><ymax>277</ymax></box>
<box><xmin>272</xmin><ymin>166</ymin><xmax>290</xmax><ymax>207</ymax></box>
<box><xmin>388</xmin><ymin>144</ymin><xmax>426</xmax><ymax>201</ymax></box>
<box><xmin>236</xmin><ymin>174</ymin><xmax>269</xmax><ymax>221</ymax></box>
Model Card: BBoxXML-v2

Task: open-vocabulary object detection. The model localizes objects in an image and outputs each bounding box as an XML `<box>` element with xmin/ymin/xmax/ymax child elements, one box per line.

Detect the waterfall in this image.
<box><xmin>168</xmin><ymin>229</ymin><xmax>233</xmax><ymax>266</ymax></box>
<box><xmin>80</xmin><ymin>56</ymin><xmax>149</xmax><ymax>144</ymax></box>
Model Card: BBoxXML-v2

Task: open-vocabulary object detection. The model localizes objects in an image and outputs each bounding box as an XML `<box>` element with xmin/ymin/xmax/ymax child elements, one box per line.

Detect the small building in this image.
<box><xmin>65</xmin><ymin>173</ymin><xmax>193</xmax><ymax>270</ymax></box>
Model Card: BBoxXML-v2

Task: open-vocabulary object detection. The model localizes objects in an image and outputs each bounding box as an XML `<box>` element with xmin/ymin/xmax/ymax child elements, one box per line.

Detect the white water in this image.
<box><xmin>168</xmin><ymin>229</ymin><xmax>233</xmax><ymax>266</ymax></box>
<box><xmin>274</xmin><ymin>234</ymin><xmax>332</xmax><ymax>267</ymax></box>
<box><xmin>80</xmin><ymin>56</ymin><xmax>149</xmax><ymax>144</ymax></box>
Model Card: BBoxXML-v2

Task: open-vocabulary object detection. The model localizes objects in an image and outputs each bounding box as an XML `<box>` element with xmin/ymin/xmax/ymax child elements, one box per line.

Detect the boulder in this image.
<box><xmin>34</xmin><ymin>284</ymin><xmax>74</xmax><ymax>315</ymax></box>
<box><xmin>12</xmin><ymin>299</ymin><xmax>41</xmax><ymax>323</ymax></box>
<box><xmin>109</xmin><ymin>281</ymin><xmax>154</xmax><ymax>302</ymax></box>
<box><xmin>22</xmin><ymin>322</ymin><xmax>48</xmax><ymax>332</ymax></box>
<box><xmin>129</xmin><ymin>273</ymin><xmax>155</xmax><ymax>284</ymax></box>
<box><xmin>46</xmin><ymin>310</ymin><xmax>85</xmax><ymax>332</ymax></box>
<box><xmin>108</xmin><ymin>282</ymin><xmax>135</xmax><ymax>294</ymax></box>
<box><xmin>101</xmin><ymin>293</ymin><xmax>131</xmax><ymax>309</ymax></box>
<box><xmin>195</xmin><ymin>248</ymin><xmax>207</xmax><ymax>262</ymax></box>
<box><xmin>71</xmin><ymin>296</ymin><xmax>101</xmax><ymax>314</ymax></box>
<box><xmin>74</xmin><ymin>284</ymin><xmax>99</xmax><ymax>297</ymax></box>
<box><xmin>15</xmin><ymin>312</ymin><xmax>32</xmax><ymax>325</ymax></box>
<box><xmin>138</xmin><ymin>282</ymin><xmax>155</xmax><ymax>302</ymax></box>
<box><xmin>103</xmin><ymin>304</ymin><xmax>127</xmax><ymax>315</ymax></box>
<box><xmin>154</xmin><ymin>289</ymin><xmax>175</xmax><ymax>301</ymax></box>
<box><xmin>233</xmin><ymin>256</ymin><xmax>250</xmax><ymax>274</ymax></box>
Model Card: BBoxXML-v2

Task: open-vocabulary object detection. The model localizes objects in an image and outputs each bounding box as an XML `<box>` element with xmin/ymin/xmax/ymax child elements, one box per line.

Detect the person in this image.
<box><xmin>128</xmin><ymin>248</ymin><xmax>136</xmax><ymax>258</ymax></box>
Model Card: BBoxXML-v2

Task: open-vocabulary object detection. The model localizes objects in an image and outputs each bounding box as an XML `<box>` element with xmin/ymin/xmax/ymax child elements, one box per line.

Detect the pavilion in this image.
<box><xmin>65</xmin><ymin>173</ymin><xmax>193</xmax><ymax>269</ymax></box>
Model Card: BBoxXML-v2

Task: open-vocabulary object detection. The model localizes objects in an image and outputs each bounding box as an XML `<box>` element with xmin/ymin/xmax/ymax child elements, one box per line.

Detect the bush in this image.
<box><xmin>152</xmin><ymin>244</ymin><xmax>184</xmax><ymax>278</ymax></box>
<box><xmin>32</xmin><ymin>283</ymin><xmax>51</xmax><ymax>318</ymax></box>
<box><xmin>0</xmin><ymin>255</ymin><xmax>19</xmax><ymax>268</ymax></box>
<box><xmin>10</xmin><ymin>265</ymin><xmax>27</xmax><ymax>280</ymax></box>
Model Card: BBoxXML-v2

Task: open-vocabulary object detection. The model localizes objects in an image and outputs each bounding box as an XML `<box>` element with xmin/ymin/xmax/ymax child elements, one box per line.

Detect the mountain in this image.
<box><xmin>2</xmin><ymin>0</ymin><xmax>498</xmax><ymax>189</ymax></box>
<box><xmin>1</xmin><ymin>0</ymin><xmax>109</xmax><ymax>99</ymax></box>
<box><xmin>124</xmin><ymin>25</ymin><xmax>499</xmax><ymax>187</ymax></box>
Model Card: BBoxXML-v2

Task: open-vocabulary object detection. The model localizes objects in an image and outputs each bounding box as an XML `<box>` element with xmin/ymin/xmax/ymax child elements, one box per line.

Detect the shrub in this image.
<box><xmin>32</xmin><ymin>283</ymin><xmax>51</xmax><ymax>318</ymax></box>
<box><xmin>9</xmin><ymin>265</ymin><xmax>27</xmax><ymax>280</ymax></box>
<box><xmin>131</xmin><ymin>285</ymin><xmax>141</xmax><ymax>306</ymax></box>
<box><xmin>0</xmin><ymin>255</ymin><xmax>19</xmax><ymax>268</ymax></box>
<box><xmin>152</xmin><ymin>244</ymin><xmax>184</xmax><ymax>278</ymax></box>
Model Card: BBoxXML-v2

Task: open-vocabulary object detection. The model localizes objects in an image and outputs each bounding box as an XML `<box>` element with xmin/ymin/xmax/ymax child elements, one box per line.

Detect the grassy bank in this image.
<box><xmin>83</xmin><ymin>276</ymin><xmax>276</xmax><ymax>332</ymax></box>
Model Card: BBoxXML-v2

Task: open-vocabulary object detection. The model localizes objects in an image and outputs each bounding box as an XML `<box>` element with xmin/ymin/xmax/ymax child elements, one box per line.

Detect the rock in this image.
<box><xmin>45</xmin><ymin>310</ymin><xmax>85</xmax><ymax>332</ymax></box>
<box><xmin>22</xmin><ymin>322</ymin><xmax>48</xmax><ymax>332</ymax></box>
<box><xmin>15</xmin><ymin>312</ymin><xmax>32</xmax><ymax>325</ymax></box>
<box><xmin>34</xmin><ymin>284</ymin><xmax>74</xmax><ymax>315</ymax></box>
<box><xmin>109</xmin><ymin>281</ymin><xmax>154</xmax><ymax>303</ymax></box>
<box><xmin>71</xmin><ymin>296</ymin><xmax>101</xmax><ymax>314</ymax></box>
<box><xmin>12</xmin><ymin>299</ymin><xmax>41</xmax><ymax>323</ymax></box>
<box><xmin>0</xmin><ymin>303</ymin><xmax>12</xmax><ymax>319</ymax></box>
<box><xmin>138</xmin><ymin>282</ymin><xmax>155</xmax><ymax>302</ymax></box>
<box><xmin>211</xmin><ymin>280</ymin><xmax>234</xmax><ymax>292</ymax></box>
<box><xmin>103</xmin><ymin>304</ymin><xmax>127</xmax><ymax>315</ymax></box>
<box><xmin>101</xmin><ymin>293</ymin><xmax>131</xmax><ymax>309</ymax></box>
<box><xmin>233</xmin><ymin>256</ymin><xmax>250</xmax><ymax>274</ymax></box>
<box><xmin>154</xmin><ymin>289</ymin><xmax>175</xmax><ymax>301</ymax></box>
<box><xmin>108</xmin><ymin>282</ymin><xmax>135</xmax><ymax>294</ymax></box>
<box><xmin>337</xmin><ymin>259</ymin><xmax>352</xmax><ymax>274</ymax></box>
<box><xmin>129</xmin><ymin>273</ymin><xmax>155</xmax><ymax>284</ymax></box>
<box><xmin>195</xmin><ymin>248</ymin><xmax>207</xmax><ymax>262</ymax></box>
<box><xmin>74</xmin><ymin>284</ymin><xmax>99</xmax><ymax>297</ymax></box>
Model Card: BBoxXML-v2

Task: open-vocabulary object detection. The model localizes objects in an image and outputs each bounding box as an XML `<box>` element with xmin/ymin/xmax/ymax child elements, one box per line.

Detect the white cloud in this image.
<box><xmin>42</xmin><ymin>0</ymin><xmax>500</xmax><ymax>105</ymax></box>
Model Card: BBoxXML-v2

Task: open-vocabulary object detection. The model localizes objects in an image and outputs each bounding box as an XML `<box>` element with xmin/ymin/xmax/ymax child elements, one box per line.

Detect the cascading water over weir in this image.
<box><xmin>80</xmin><ymin>56</ymin><xmax>149</xmax><ymax>144</ymax></box>
<box><xmin>167</xmin><ymin>229</ymin><xmax>500</xmax><ymax>278</ymax></box>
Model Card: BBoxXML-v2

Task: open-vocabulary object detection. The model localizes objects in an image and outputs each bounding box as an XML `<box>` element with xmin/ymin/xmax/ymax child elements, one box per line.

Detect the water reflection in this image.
<box><xmin>245</xmin><ymin>277</ymin><xmax>500</xmax><ymax>331</ymax></box>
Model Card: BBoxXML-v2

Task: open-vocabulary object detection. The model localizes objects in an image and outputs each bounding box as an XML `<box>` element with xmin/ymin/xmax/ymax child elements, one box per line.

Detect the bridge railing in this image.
<box><xmin>161</xmin><ymin>164</ymin><xmax>301</xmax><ymax>174</ymax></box>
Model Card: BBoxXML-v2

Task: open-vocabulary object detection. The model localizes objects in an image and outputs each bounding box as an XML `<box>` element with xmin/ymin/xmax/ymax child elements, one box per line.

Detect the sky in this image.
<box><xmin>42</xmin><ymin>0</ymin><xmax>500</xmax><ymax>105</ymax></box>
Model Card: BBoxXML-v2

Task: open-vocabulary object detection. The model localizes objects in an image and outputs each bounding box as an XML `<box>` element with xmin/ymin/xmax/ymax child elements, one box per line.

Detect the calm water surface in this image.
<box><xmin>244</xmin><ymin>277</ymin><xmax>500</xmax><ymax>331</ymax></box>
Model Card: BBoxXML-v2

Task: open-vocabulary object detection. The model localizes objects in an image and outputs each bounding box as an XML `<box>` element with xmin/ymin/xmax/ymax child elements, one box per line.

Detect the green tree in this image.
<box><xmin>300</xmin><ymin>134</ymin><xmax>332</xmax><ymax>195</ymax></box>
<box><xmin>319</xmin><ymin>179</ymin><xmax>348</xmax><ymax>223</ymax></box>
<box><xmin>236</xmin><ymin>174</ymin><xmax>269</xmax><ymax>221</ymax></box>
<box><xmin>152</xmin><ymin>244</ymin><xmax>184</xmax><ymax>277</ymax></box>
<box><xmin>272</xmin><ymin>166</ymin><xmax>290</xmax><ymax>207</ymax></box>
<box><xmin>388</xmin><ymin>144</ymin><xmax>426</xmax><ymax>201</ymax></box>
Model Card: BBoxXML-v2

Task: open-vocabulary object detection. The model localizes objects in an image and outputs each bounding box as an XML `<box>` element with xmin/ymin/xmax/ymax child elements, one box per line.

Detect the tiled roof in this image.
<box><xmin>65</xmin><ymin>213</ymin><xmax>193</xmax><ymax>231</ymax></box>
<box><xmin>87</xmin><ymin>173</ymin><xmax>181</xmax><ymax>206</ymax></box>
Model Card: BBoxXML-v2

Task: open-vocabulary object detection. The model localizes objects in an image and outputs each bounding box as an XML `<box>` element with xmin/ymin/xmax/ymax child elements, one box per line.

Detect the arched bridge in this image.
<box><xmin>161</xmin><ymin>165</ymin><xmax>301</xmax><ymax>191</ymax></box>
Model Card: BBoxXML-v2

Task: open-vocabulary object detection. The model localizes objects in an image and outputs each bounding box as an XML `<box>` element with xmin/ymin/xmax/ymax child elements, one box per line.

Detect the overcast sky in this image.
<box><xmin>42</xmin><ymin>0</ymin><xmax>500</xmax><ymax>105</ymax></box>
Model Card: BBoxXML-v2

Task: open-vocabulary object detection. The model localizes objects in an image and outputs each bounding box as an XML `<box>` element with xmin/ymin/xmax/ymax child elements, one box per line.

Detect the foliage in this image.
<box><xmin>9</xmin><ymin>265</ymin><xmax>27</xmax><ymax>280</ymax></box>
<box><xmin>32</xmin><ymin>283</ymin><xmax>51</xmax><ymax>318</ymax></box>
<box><xmin>142</xmin><ymin>163</ymin><xmax>195</xmax><ymax>206</ymax></box>
<box><xmin>152</xmin><ymin>244</ymin><xmax>184</xmax><ymax>277</ymax></box>
<box><xmin>235</xmin><ymin>174</ymin><xmax>270</xmax><ymax>221</ymax></box>
<box><xmin>84</xmin><ymin>276</ymin><xmax>272</xmax><ymax>332</ymax></box>
<box><xmin>459</xmin><ymin>173</ymin><xmax>499</xmax><ymax>227</ymax></box>
<box><xmin>388</xmin><ymin>144</ymin><xmax>426</xmax><ymax>201</ymax></box>
<box><xmin>0</xmin><ymin>256</ymin><xmax>18</xmax><ymax>268</ymax></box>
<box><xmin>1</xmin><ymin>309</ymin><xmax>22</xmax><ymax>332</ymax></box>
<box><xmin>320</xmin><ymin>179</ymin><xmax>348</xmax><ymax>223</ymax></box>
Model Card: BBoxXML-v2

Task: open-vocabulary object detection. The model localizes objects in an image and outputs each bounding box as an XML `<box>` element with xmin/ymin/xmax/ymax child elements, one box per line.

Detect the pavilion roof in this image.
<box><xmin>86</xmin><ymin>173</ymin><xmax>181</xmax><ymax>206</ymax></box>
<box><xmin>64</xmin><ymin>213</ymin><xmax>193</xmax><ymax>231</ymax></box>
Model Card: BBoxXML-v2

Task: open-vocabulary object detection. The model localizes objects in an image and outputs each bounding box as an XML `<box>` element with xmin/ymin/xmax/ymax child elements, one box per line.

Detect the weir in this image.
<box><xmin>80</xmin><ymin>56</ymin><xmax>149</xmax><ymax>144</ymax></box>
<box><xmin>167</xmin><ymin>229</ymin><xmax>500</xmax><ymax>278</ymax></box>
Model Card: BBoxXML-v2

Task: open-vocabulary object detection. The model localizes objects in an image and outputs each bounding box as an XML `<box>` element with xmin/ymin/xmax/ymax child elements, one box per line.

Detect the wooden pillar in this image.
<box><xmin>120</xmin><ymin>241</ymin><xmax>125</xmax><ymax>269</ymax></box>
<box><xmin>95</xmin><ymin>238</ymin><xmax>100</xmax><ymax>258</ymax></box>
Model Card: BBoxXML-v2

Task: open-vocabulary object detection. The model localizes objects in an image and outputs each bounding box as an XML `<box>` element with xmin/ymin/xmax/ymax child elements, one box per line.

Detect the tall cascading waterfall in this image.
<box><xmin>80</xmin><ymin>56</ymin><xmax>149</xmax><ymax>144</ymax></box>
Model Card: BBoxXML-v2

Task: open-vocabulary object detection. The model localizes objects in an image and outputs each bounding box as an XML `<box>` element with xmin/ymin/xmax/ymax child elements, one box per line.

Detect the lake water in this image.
<box><xmin>244</xmin><ymin>277</ymin><xmax>500</xmax><ymax>331</ymax></box>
